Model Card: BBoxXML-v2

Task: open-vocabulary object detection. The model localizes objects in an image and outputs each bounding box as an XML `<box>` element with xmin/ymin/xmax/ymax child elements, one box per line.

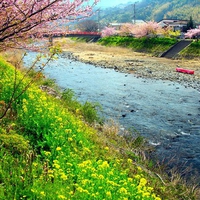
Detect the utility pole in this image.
<box><xmin>133</xmin><ymin>2</ymin><xmax>138</xmax><ymax>24</ymax></box>
<box><xmin>97</xmin><ymin>9</ymin><xmax>100</xmax><ymax>32</ymax></box>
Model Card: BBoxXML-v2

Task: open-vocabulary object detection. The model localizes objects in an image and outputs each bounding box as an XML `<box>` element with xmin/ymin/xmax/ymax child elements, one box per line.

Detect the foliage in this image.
<box><xmin>0</xmin><ymin>0</ymin><xmax>99</xmax><ymax>50</ymax></box>
<box><xmin>186</xmin><ymin>16</ymin><xmax>195</xmax><ymax>31</ymax></box>
<box><xmin>62</xmin><ymin>89</ymin><xmax>103</xmax><ymax>124</ymax></box>
<box><xmin>77</xmin><ymin>20</ymin><xmax>99</xmax><ymax>32</ymax></box>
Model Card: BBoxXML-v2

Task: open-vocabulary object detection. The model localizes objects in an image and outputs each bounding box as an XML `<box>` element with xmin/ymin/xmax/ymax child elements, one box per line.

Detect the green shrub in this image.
<box><xmin>81</xmin><ymin>101</ymin><xmax>103</xmax><ymax>124</ymax></box>
<box><xmin>0</xmin><ymin>131</ymin><xmax>29</xmax><ymax>154</ymax></box>
<box><xmin>179</xmin><ymin>40</ymin><xmax>200</xmax><ymax>58</ymax></box>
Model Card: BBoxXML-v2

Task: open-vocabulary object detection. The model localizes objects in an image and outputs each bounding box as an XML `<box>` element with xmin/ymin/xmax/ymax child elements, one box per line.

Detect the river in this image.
<box><xmin>24</xmin><ymin>52</ymin><xmax>200</xmax><ymax>180</ymax></box>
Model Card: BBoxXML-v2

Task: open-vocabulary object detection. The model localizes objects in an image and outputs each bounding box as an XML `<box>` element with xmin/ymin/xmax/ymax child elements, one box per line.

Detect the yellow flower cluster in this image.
<box><xmin>0</xmin><ymin>59</ymin><xmax>163</xmax><ymax>200</ymax></box>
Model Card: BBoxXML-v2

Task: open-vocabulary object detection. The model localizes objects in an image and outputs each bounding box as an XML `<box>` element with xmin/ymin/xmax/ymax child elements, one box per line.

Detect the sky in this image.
<box><xmin>96</xmin><ymin>0</ymin><xmax>141</xmax><ymax>8</ymax></box>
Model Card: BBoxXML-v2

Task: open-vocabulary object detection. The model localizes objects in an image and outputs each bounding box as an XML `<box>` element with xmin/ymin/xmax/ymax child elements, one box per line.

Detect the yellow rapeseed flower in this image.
<box><xmin>98</xmin><ymin>174</ymin><xmax>104</xmax><ymax>180</ymax></box>
<box><xmin>60</xmin><ymin>173</ymin><xmax>68</xmax><ymax>181</ymax></box>
<box><xmin>134</xmin><ymin>174</ymin><xmax>141</xmax><ymax>179</ymax></box>
<box><xmin>137</xmin><ymin>166</ymin><xmax>142</xmax><ymax>172</ymax></box>
<box><xmin>106</xmin><ymin>191</ymin><xmax>112</xmax><ymax>198</ymax></box>
<box><xmin>142</xmin><ymin>192</ymin><xmax>150</xmax><ymax>198</ymax></box>
<box><xmin>91</xmin><ymin>173</ymin><xmax>98</xmax><ymax>178</ymax></box>
<box><xmin>78</xmin><ymin>160</ymin><xmax>92</xmax><ymax>168</ymax></box>
<box><xmin>83</xmin><ymin>147</ymin><xmax>91</xmax><ymax>153</ymax></box>
<box><xmin>66</xmin><ymin>162</ymin><xmax>73</xmax><ymax>167</ymax></box>
<box><xmin>22</xmin><ymin>105</ymin><xmax>28</xmax><ymax>113</ymax></box>
<box><xmin>56</xmin><ymin>147</ymin><xmax>62</xmax><ymax>151</ymax></box>
<box><xmin>53</xmin><ymin>160</ymin><xmax>60</xmax><ymax>169</ymax></box>
<box><xmin>40</xmin><ymin>191</ymin><xmax>45</xmax><ymax>196</ymax></box>
<box><xmin>108</xmin><ymin>170</ymin><xmax>114</xmax><ymax>176</ymax></box>
<box><xmin>58</xmin><ymin>195</ymin><xmax>66</xmax><ymax>199</ymax></box>
<box><xmin>127</xmin><ymin>158</ymin><xmax>132</xmax><ymax>164</ymax></box>
<box><xmin>41</xmin><ymin>96</ymin><xmax>47</xmax><ymax>101</ymax></box>
<box><xmin>32</xmin><ymin>162</ymin><xmax>38</xmax><ymax>167</ymax></box>
<box><xmin>57</xmin><ymin>117</ymin><xmax>62</xmax><ymax>122</ymax></box>
<box><xmin>128</xmin><ymin>178</ymin><xmax>133</xmax><ymax>182</ymax></box>
<box><xmin>22</xmin><ymin>99</ymin><xmax>27</xmax><ymax>103</ymax></box>
<box><xmin>29</xmin><ymin>93</ymin><xmax>34</xmax><ymax>99</ymax></box>
<box><xmin>104</xmin><ymin>146</ymin><xmax>109</xmax><ymax>151</ymax></box>
<box><xmin>99</xmin><ymin>161</ymin><xmax>109</xmax><ymax>169</ymax></box>
<box><xmin>118</xmin><ymin>187</ymin><xmax>128</xmax><ymax>195</ymax></box>
<box><xmin>65</xmin><ymin>129</ymin><xmax>72</xmax><ymax>134</ymax></box>
<box><xmin>106</xmin><ymin>180</ymin><xmax>119</xmax><ymax>187</ymax></box>
<box><xmin>81</xmin><ymin>179</ymin><xmax>90</xmax><ymax>185</ymax></box>
<box><xmin>139</xmin><ymin>177</ymin><xmax>147</xmax><ymax>187</ymax></box>
<box><xmin>44</xmin><ymin>151</ymin><xmax>51</xmax><ymax>156</ymax></box>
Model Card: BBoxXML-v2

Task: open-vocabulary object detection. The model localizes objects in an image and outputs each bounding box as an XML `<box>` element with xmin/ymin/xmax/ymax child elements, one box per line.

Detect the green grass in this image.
<box><xmin>178</xmin><ymin>40</ymin><xmax>200</xmax><ymax>58</ymax></box>
<box><xmin>98</xmin><ymin>36</ymin><xmax>200</xmax><ymax>58</ymax></box>
<box><xmin>0</xmin><ymin>56</ymin><xmax>199</xmax><ymax>199</ymax></box>
<box><xmin>98</xmin><ymin>36</ymin><xmax>178</xmax><ymax>56</ymax></box>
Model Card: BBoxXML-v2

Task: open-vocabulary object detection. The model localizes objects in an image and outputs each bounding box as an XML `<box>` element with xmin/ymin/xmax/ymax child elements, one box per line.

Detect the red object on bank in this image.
<box><xmin>176</xmin><ymin>68</ymin><xmax>194</xmax><ymax>74</ymax></box>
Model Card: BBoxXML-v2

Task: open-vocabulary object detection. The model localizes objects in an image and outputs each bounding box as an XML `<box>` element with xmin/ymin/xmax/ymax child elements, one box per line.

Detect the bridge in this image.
<box><xmin>45</xmin><ymin>31</ymin><xmax>101</xmax><ymax>43</ymax></box>
<box><xmin>45</xmin><ymin>31</ymin><xmax>101</xmax><ymax>39</ymax></box>
<box><xmin>65</xmin><ymin>31</ymin><xmax>101</xmax><ymax>38</ymax></box>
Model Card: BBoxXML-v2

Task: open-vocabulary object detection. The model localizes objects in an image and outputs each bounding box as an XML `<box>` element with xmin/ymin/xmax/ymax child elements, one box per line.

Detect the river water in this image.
<box><xmin>24</xmin><ymin>52</ymin><xmax>200</xmax><ymax>178</ymax></box>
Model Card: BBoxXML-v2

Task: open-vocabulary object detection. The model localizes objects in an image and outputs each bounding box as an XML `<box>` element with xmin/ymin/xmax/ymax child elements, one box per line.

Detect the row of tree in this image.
<box><xmin>101</xmin><ymin>22</ymin><xmax>200</xmax><ymax>39</ymax></box>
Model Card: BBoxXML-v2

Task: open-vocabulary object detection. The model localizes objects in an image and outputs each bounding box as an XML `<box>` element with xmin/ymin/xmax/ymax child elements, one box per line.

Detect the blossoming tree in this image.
<box><xmin>119</xmin><ymin>21</ymin><xmax>161</xmax><ymax>38</ymax></box>
<box><xmin>0</xmin><ymin>0</ymin><xmax>99</xmax><ymax>119</ymax></box>
<box><xmin>185</xmin><ymin>26</ymin><xmax>200</xmax><ymax>40</ymax></box>
<box><xmin>0</xmin><ymin>0</ymin><xmax>99</xmax><ymax>50</ymax></box>
<box><xmin>101</xmin><ymin>27</ymin><xmax>116</xmax><ymax>37</ymax></box>
<box><xmin>117</xmin><ymin>22</ymin><xmax>180</xmax><ymax>38</ymax></box>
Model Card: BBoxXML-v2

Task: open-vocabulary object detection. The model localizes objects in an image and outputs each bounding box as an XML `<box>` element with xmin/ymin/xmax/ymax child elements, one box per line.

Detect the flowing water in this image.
<box><xmin>24</xmin><ymin>52</ymin><xmax>200</xmax><ymax>178</ymax></box>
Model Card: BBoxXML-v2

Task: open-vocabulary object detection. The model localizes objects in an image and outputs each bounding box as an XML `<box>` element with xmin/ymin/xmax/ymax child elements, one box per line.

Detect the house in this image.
<box><xmin>108</xmin><ymin>23</ymin><xmax>125</xmax><ymax>30</ymax></box>
<box><xmin>131</xmin><ymin>19</ymin><xmax>146</xmax><ymax>25</ymax></box>
<box><xmin>158</xmin><ymin>19</ymin><xmax>188</xmax><ymax>32</ymax></box>
<box><xmin>109</xmin><ymin>20</ymin><xmax>146</xmax><ymax>30</ymax></box>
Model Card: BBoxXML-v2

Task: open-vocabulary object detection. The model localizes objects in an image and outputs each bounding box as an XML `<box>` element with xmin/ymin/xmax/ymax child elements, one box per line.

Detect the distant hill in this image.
<box><xmin>97</xmin><ymin>0</ymin><xmax>200</xmax><ymax>27</ymax></box>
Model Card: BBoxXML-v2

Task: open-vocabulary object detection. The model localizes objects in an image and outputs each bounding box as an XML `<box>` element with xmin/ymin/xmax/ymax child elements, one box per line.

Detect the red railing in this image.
<box><xmin>43</xmin><ymin>31</ymin><xmax>101</xmax><ymax>38</ymax></box>
<box><xmin>66</xmin><ymin>31</ymin><xmax>101</xmax><ymax>36</ymax></box>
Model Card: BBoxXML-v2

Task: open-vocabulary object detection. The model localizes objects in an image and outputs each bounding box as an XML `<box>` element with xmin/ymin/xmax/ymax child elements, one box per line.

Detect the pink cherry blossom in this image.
<box><xmin>101</xmin><ymin>27</ymin><xmax>116</xmax><ymax>37</ymax></box>
<box><xmin>0</xmin><ymin>0</ymin><xmax>99</xmax><ymax>50</ymax></box>
<box><xmin>119</xmin><ymin>21</ymin><xmax>161</xmax><ymax>38</ymax></box>
<box><xmin>185</xmin><ymin>26</ymin><xmax>200</xmax><ymax>39</ymax></box>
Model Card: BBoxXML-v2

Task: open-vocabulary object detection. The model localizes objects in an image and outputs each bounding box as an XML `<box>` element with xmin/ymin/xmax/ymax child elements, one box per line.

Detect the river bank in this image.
<box><xmin>54</xmin><ymin>38</ymin><xmax>200</xmax><ymax>91</ymax></box>
<box><xmin>23</xmin><ymin>50</ymin><xmax>200</xmax><ymax>186</ymax></box>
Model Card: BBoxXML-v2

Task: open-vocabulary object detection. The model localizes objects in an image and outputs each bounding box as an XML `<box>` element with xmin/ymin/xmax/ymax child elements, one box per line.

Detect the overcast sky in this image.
<box><xmin>96</xmin><ymin>0</ymin><xmax>140</xmax><ymax>8</ymax></box>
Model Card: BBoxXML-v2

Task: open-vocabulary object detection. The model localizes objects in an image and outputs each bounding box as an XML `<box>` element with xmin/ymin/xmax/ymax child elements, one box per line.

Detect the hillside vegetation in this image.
<box><xmin>99</xmin><ymin>0</ymin><xmax>200</xmax><ymax>25</ymax></box>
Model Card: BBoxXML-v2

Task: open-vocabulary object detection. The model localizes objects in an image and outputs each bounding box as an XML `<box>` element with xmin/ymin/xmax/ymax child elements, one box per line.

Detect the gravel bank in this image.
<box><xmin>55</xmin><ymin>38</ymin><xmax>200</xmax><ymax>91</ymax></box>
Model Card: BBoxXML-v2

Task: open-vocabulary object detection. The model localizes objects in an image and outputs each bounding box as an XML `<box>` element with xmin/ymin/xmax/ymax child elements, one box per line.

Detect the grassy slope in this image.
<box><xmin>0</xmin><ymin>55</ymin><xmax>198</xmax><ymax>199</ymax></box>
<box><xmin>98</xmin><ymin>36</ymin><xmax>200</xmax><ymax>58</ymax></box>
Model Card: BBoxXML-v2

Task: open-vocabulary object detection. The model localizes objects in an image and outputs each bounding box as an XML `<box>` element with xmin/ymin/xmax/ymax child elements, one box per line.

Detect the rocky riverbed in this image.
<box><xmin>55</xmin><ymin>38</ymin><xmax>200</xmax><ymax>91</ymax></box>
